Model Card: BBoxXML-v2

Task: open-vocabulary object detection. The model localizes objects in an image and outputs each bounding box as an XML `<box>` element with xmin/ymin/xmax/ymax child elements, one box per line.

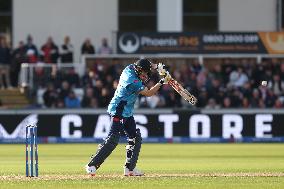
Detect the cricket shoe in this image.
<box><xmin>85</xmin><ymin>165</ymin><xmax>96</xmax><ymax>176</ymax></box>
<box><xmin>124</xmin><ymin>167</ymin><xmax>144</xmax><ymax>176</ymax></box>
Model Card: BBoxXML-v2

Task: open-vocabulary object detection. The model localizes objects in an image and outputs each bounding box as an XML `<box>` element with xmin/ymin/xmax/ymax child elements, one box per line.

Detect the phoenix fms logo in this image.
<box><xmin>118</xmin><ymin>33</ymin><xmax>140</xmax><ymax>53</ymax></box>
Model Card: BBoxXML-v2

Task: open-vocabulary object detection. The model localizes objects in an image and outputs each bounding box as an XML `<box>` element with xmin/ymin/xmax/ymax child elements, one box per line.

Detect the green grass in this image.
<box><xmin>0</xmin><ymin>143</ymin><xmax>284</xmax><ymax>189</ymax></box>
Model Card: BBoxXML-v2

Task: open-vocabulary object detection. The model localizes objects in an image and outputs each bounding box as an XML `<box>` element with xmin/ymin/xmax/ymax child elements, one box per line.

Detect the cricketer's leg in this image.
<box><xmin>87</xmin><ymin>117</ymin><xmax>121</xmax><ymax>170</ymax></box>
<box><xmin>125</xmin><ymin>129</ymin><xmax>142</xmax><ymax>171</ymax></box>
<box><xmin>123</xmin><ymin>116</ymin><xmax>143</xmax><ymax>173</ymax></box>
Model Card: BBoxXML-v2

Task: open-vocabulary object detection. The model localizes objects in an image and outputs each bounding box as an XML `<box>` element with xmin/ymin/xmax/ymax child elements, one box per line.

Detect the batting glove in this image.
<box><xmin>159</xmin><ymin>71</ymin><xmax>172</xmax><ymax>85</ymax></box>
<box><xmin>157</xmin><ymin>63</ymin><xmax>167</xmax><ymax>76</ymax></box>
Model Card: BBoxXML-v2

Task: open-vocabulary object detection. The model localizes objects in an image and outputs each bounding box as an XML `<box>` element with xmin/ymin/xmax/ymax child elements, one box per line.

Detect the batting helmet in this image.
<box><xmin>134</xmin><ymin>59</ymin><xmax>152</xmax><ymax>83</ymax></box>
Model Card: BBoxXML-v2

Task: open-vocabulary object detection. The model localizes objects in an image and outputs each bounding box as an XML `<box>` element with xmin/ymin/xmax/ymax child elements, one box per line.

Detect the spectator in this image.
<box><xmin>259</xmin><ymin>84</ymin><xmax>268</xmax><ymax>101</ymax></box>
<box><xmin>43</xmin><ymin>83</ymin><xmax>58</xmax><ymax>108</ymax></box>
<box><xmin>163</xmin><ymin>90</ymin><xmax>178</xmax><ymax>107</ymax></box>
<box><xmin>56</xmin><ymin>99</ymin><xmax>65</xmax><ymax>108</ymax></box>
<box><xmin>24</xmin><ymin>35</ymin><xmax>38</xmax><ymax>58</ymax></box>
<box><xmin>41</xmin><ymin>37</ymin><xmax>59</xmax><ymax>63</ymax></box>
<box><xmin>81</xmin><ymin>87</ymin><xmax>95</xmax><ymax>108</ymax></box>
<box><xmin>0</xmin><ymin>36</ymin><xmax>12</xmax><ymax>89</ymax></box>
<box><xmin>250</xmin><ymin>89</ymin><xmax>261</xmax><ymax>108</ymax></box>
<box><xmin>191</xmin><ymin>59</ymin><xmax>202</xmax><ymax>74</ymax></box>
<box><xmin>251</xmin><ymin>64</ymin><xmax>265</xmax><ymax>88</ymax></box>
<box><xmin>205</xmin><ymin>98</ymin><xmax>220</xmax><ymax>109</ymax></box>
<box><xmin>258</xmin><ymin>99</ymin><xmax>266</xmax><ymax>108</ymax></box>
<box><xmin>207</xmin><ymin>78</ymin><xmax>222</xmax><ymax>104</ymax></box>
<box><xmin>241</xmin><ymin>82</ymin><xmax>252</xmax><ymax>99</ymax></box>
<box><xmin>60</xmin><ymin>36</ymin><xmax>74</xmax><ymax>63</ymax></box>
<box><xmin>110</xmin><ymin>79</ymin><xmax>118</xmax><ymax>97</ymax></box>
<box><xmin>267</xmin><ymin>74</ymin><xmax>284</xmax><ymax>96</ymax></box>
<box><xmin>27</xmin><ymin>48</ymin><xmax>38</xmax><ymax>63</ymax></box>
<box><xmin>82</xmin><ymin>70</ymin><xmax>98</xmax><ymax>87</ymax></box>
<box><xmin>65</xmin><ymin>68</ymin><xmax>80</xmax><ymax>87</ymax></box>
<box><xmin>265</xmin><ymin>89</ymin><xmax>277</xmax><ymax>107</ymax></box>
<box><xmin>104</xmin><ymin>74</ymin><xmax>114</xmax><ymax>88</ymax></box>
<box><xmin>179</xmin><ymin>63</ymin><xmax>192</xmax><ymax>85</ymax></box>
<box><xmin>274</xmin><ymin>98</ymin><xmax>283</xmax><ymax>108</ymax></box>
<box><xmin>230</xmin><ymin>89</ymin><xmax>242</xmax><ymax>107</ymax></box>
<box><xmin>197</xmin><ymin>90</ymin><xmax>208</xmax><ymax>107</ymax></box>
<box><xmin>90</xmin><ymin>97</ymin><xmax>99</xmax><ymax>108</ymax></box>
<box><xmin>263</xmin><ymin>68</ymin><xmax>273</xmax><ymax>83</ymax></box>
<box><xmin>81</xmin><ymin>38</ymin><xmax>95</xmax><ymax>55</ymax></box>
<box><xmin>242</xmin><ymin>97</ymin><xmax>250</xmax><ymax>108</ymax></box>
<box><xmin>59</xmin><ymin>81</ymin><xmax>71</xmax><ymax>101</ymax></box>
<box><xmin>49</xmin><ymin>66</ymin><xmax>65</xmax><ymax>89</ymax></box>
<box><xmin>196</xmin><ymin>69</ymin><xmax>209</xmax><ymax>88</ymax></box>
<box><xmin>222</xmin><ymin>97</ymin><xmax>231</xmax><ymax>108</ymax></box>
<box><xmin>229</xmin><ymin>67</ymin><xmax>248</xmax><ymax>88</ymax></box>
<box><xmin>222</xmin><ymin>59</ymin><xmax>234</xmax><ymax>84</ymax></box>
<box><xmin>93</xmin><ymin>79</ymin><xmax>103</xmax><ymax>99</ymax></box>
<box><xmin>34</xmin><ymin>55</ymin><xmax>45</xmax><ymax>72</ymax></box>
<box><xmin>11</xmin><ymin>41</ymin><xmax>27</xmax><ymax>87</ymax></box>
<box><xmin>98</xmin><ymin>38</ymin><xmax>112</xmax><ymax>54</ymax></box>
<box><xmin>211</xmin><ymin>64</ymin><xmax>223</xmax><ymax>81</ymax></box>
<box><xmin>64</xmin><ymin>91</ymin><xmax>81</xmax><ymax>108</ymax></box>
<box><xmin>99</xmin><ymin>87</ymin><xmax>112</xmax><ymax>107</ymax></box>
<box><xmin>187</xmin><ymin>72</ymin><xmax>197</xmax><ymax>92</ymax></box>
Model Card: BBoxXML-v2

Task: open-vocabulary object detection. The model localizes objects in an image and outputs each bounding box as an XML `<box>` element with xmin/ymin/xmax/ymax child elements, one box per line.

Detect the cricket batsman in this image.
<box><xmin>85</xmin><ymin>59</ymin><xmax>170</xmax><ymax>176</ymax></box>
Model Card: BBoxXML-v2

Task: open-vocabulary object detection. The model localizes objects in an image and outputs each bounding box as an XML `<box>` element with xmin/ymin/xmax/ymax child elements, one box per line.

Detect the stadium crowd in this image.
<box><xmin>39</xmin><ymin>58</ymin><xmax>284</xmax><ymax>109</ymax></box>
<box><xmin>0</xmin><ymin>35</ymin><xmax>111</xmax><ymax>88</ymax></box>
<box><xmin>1</xmin><ymin>35</ymin><xmax>284</xmax><ymax>109</ymax></box>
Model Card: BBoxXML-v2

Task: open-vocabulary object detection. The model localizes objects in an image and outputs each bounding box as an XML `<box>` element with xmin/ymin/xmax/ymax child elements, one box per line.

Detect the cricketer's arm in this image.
<box><xmin>139</xmin><ymin>70</ymin><xmax>171</xmax><ymax>97</ymax></box>
<box><xmin>139</xmin><ymin>83</ymin><xmax>162</xmax><ymax>97</ymax></box>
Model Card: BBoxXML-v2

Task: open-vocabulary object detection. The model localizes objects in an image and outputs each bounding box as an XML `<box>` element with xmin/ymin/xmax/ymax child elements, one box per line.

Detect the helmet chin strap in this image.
<box><xmin>142</xmin><ymin>77</ymin><xmax>150</xmax><ymax>84</ymax></box>
<box><xmin>143</xmin><ymin>72</ymin><xmax>151</xmax><ymax>84</ymax></box>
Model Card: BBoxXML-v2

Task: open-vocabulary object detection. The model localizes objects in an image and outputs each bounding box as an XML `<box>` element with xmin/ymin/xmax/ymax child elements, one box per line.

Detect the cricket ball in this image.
<box><xmin>261</xmin><ymin>81</ymin><xmax>267</xmax><ymax>86</ymax></box>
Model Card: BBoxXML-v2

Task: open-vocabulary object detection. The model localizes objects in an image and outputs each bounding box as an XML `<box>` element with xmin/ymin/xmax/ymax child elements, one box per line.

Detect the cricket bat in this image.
<box><xmin>156</xmin><ymin>63</ymin><xmax>197</xmax><ymax>105</ymax></box>
<box><xmin>168</xmin><ymin>78</ymin><xmax>197</xmax><ymax>106</ymax></box>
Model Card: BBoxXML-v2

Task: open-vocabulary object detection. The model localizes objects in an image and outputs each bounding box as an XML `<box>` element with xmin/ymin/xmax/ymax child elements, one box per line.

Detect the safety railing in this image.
<box><xmin>20</xmin><ymin>63</ymin><xmax>85</xmax><ymax>89</ymax></box>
